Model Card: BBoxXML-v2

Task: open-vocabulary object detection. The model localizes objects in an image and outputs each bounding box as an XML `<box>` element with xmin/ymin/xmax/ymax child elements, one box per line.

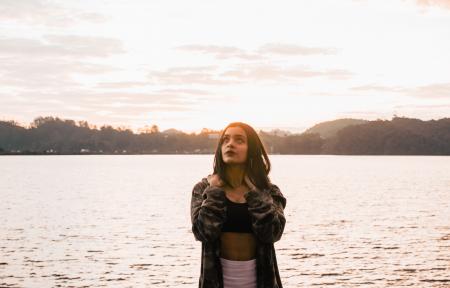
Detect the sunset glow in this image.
<box><xmin>1</xmin><ymin>0</ymin><xmax>449</xmax><ymax>133</ymax></box>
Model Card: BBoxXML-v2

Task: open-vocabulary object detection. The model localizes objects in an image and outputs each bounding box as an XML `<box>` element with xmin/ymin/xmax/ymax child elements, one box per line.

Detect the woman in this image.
<box><xmin>191</xmin><ymin>122</ymin><xmax>287</xmax><ymax>288</ymax></box>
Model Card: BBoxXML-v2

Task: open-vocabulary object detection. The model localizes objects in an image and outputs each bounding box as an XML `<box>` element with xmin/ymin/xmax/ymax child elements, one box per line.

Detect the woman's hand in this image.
<box><xmin>207</xmin><ymin>174</ymin><xmax>224</xmax><ymax>187</ymax></box>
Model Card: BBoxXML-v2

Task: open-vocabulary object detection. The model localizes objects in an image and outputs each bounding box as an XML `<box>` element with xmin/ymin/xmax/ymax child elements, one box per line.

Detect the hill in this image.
<box><xmin>303</xmin><ymin>118</ymin><xmax>369</xmax><ymax>139</ymax></box>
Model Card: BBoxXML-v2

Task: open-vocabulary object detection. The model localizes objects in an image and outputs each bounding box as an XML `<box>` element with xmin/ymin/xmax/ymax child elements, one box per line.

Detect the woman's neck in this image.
<box><xmin>225</xmin><ymin>165</ymin><xmax>246</xmax><ymax>189</ymax></box>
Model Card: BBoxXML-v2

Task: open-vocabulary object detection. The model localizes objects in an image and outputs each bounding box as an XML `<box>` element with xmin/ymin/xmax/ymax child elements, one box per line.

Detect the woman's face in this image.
<box><xmin>221</xmin><ymin>126</ymin><xmax>248</xmax><ymax>165</ymax></box>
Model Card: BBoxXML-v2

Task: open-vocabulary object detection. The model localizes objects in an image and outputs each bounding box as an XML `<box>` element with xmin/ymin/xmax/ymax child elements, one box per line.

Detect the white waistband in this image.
<box><xmin>220</xmin><ymin>257</ymin><xmax>257</xmax><ymax>288</ymax></box>
<box><xmin>220</xmin><ymin>257</ymin><xmax>256</xmax><ymax>266</ymax></box>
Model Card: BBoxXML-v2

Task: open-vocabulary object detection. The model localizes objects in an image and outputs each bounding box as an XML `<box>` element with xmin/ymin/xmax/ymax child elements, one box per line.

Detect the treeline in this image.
<box><xmin>0</xmin><ymin>116</ymin><xmax>449</xmax><ymax>155</ymax></box>
<box><xmin>321</xmin><ymin>117</ymin><xmax>450</xmax><ymax>155</ymax></box>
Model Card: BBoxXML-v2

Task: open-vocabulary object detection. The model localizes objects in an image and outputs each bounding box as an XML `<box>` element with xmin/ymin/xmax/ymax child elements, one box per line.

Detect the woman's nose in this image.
<box><xmin>227</xmin><ymin>140</ymin><xmax>236</xmax><ymax>147</ymax></box>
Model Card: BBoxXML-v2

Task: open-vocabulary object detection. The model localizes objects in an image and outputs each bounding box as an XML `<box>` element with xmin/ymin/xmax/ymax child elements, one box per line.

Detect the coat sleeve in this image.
<box><xmin>244</xmin><ymin>183</ymin><xmax>287</xmax><ymax>243</ymax></box>
<box><xmin>191</xmin><ymin>178</ymin><xmax>227</xmax><ymax>242</ymax></box>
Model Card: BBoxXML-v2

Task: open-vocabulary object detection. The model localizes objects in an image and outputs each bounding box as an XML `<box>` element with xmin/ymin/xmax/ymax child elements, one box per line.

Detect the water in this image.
<box><xmin>0</xmin><ymin>155</ymin><xmax>449</xmax><ymax>287</ymax></box>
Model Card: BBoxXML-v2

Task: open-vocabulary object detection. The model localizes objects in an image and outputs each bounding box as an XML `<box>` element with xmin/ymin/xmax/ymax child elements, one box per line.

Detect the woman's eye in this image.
<box><xmin>223</xmin><ymin>137</ymin><xmax>244</xmax><ymax>144</ymax></box>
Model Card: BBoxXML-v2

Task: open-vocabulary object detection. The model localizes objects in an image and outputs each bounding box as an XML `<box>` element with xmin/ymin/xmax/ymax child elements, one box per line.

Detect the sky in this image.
<box><xmin>0</xmin><ymin>0</ymin><xmax>449</xmax><ymax>134</ymax></box>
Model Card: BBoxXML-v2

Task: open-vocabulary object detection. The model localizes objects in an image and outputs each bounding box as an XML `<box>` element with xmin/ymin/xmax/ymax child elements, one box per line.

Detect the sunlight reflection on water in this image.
<box><xmin>0</xmin><ymin>155</ymin><xmax>449</xmax><ymax>287</ymax></box>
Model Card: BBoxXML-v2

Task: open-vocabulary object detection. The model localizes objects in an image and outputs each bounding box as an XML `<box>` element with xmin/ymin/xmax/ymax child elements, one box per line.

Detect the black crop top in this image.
<box><xmin>221</xmin><ymin>197</ymin><xmax>253</xmax><ymax>233</ymax></box>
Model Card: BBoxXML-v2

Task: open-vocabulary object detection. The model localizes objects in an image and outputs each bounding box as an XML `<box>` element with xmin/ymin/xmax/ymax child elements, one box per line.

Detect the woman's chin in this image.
<box><xmin>224</xmin><ymin>159</ymin><xmax>245</xmax><ymax>165</ymax></box>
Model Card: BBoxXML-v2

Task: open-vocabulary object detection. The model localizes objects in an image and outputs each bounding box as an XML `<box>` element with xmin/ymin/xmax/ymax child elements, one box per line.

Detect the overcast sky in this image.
<box><xmin>1</xmin><ymin>0</ymin><xmax>449</xmax><ymax>133</ymax></box>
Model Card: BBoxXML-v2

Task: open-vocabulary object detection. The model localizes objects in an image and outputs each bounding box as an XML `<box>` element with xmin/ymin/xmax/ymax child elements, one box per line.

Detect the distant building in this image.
<box><xmin>208</xmin><ymin>133</ymin><xmax>220</xmax><ymax>139</ymax></box>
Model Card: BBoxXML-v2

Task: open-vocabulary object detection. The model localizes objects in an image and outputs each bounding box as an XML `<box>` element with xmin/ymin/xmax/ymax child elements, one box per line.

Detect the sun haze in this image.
<box><xmin>1</xmin><ymin>0</ymin><xmax>449</xmax><ymax>133</ymax></box>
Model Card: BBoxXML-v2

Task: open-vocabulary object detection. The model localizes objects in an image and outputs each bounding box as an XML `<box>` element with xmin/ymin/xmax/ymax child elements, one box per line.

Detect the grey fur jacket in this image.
<box><xmin>191</xmin><ymin>177</ymin><xmax>287</xmax><ymax>288</ymax></box>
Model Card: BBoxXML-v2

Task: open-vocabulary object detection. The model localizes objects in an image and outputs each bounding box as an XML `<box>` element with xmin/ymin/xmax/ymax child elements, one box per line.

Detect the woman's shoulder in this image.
<box><xmin>251</xmin><ymin>181</ymin><xmax>284</xmax><ymax>198</ymax></box>
<box><xmin>201</xmin><ymin>176</ymin><xmax>210</xmax><ymax>186</ymax></box>
<box><xmin>193</xmin><ymin>176</ymin><xmax>210</xmax><ymax>191</ymax></box>
<box><xmin>266</xmin><ymin>182</ymin><xmax>286</xmax><ymax>206</ymax></box>
<box><xmin>265</xmin><ymin>181</ymin><xmax>282</xmax><ymax>194</ymax></box>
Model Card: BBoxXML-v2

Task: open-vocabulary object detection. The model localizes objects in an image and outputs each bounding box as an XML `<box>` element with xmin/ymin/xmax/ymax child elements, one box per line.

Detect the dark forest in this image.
<box><xmin>0</xmin><ymin>116</ymin><xmax>449</xmax><ymax>155</ymax></box>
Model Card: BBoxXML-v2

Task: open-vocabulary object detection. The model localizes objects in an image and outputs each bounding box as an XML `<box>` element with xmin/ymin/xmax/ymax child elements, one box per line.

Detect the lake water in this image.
<box><xmin>0</xmin><ymin>155</ymin><xmax>449</xmax><ymax>287</ymax></box>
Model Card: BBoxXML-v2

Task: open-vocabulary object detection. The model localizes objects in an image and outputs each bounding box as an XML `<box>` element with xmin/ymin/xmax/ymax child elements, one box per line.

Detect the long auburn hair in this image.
<box><xmin>213</xmin><ymin>122</ymin><xmax>271</xmax><ymax>190</ymax></box>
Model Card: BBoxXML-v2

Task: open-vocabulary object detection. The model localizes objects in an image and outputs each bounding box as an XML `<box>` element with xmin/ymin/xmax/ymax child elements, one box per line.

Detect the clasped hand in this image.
<box><xmin>207</xmin><ymin>173</ymin><xmax>256</xmax><ymax>191</ymax></box>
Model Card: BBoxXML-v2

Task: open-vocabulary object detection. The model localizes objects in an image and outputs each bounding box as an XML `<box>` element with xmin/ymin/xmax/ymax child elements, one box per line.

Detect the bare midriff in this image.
<box><xmin>220</xmin><ymin>185</ymin><xmax>257</xmax><ymax>261</ymax></box>
<box><xmin>220</xmin><ymin>232</ymin><xmax>256</xmax><ymax>260</ymax></box>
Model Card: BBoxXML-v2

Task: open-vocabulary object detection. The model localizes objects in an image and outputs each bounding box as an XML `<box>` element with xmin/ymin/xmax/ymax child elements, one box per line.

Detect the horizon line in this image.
<box><xmin>2</xmin><ymin>114</ymin><xmax>449</xmax><ymax>135</ymax></box>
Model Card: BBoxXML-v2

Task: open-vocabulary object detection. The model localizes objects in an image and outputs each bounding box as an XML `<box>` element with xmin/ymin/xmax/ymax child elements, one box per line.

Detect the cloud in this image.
<box><xmin>80</xmin><ymin>91</ymin><xmax>216</xmax><ymax>105</ymax></box>
<box><xmin>161</xmin><ymin>66</ymin><xmax>218</xmax><ymax>73</ymax></box>
<box><xmin>341</xmin><ymin>110</ymin><xmax>381</xmax><ymax>115</ymax></box>
<box><xmin>0</xmin><ymin>89</ymin><xmax>212</xmax><ymax>126</ymax></box>
<box><xmin>351</xmin><ymin>84</ymin><xmax>404</xmax><ymax>93</ymax></box>
<box><xmin>0</xmin><ymin>35</ymin><xmax>125</xmax><ymax>89</ymax></box>
<box><xmin>409</xmin><ymin>82</ymin><xmax>450</xmax><ymax>99</ymax></box>
<box><xmin>0</xmin><ymin>0</ymin><xmax>108</xmax><ymax>26</ymax></box>
<box><xmin>155</xmin><ymin>88</ymin><xmax>211</xmax><ymax>95</ymax></box>
<box><xmin>160</xmin><ymin>44</ymin><xmax>345</xmax><ymax>85</ymax></box>
<box><xmin>394</xmin><ymin>103</ymin><xmax>450</xmax><ymax>108</ymax></box>
<box><xmin>95</xmin><ymin>81</ymin><xmax>151</xmax><ymax>89</ymax></box>
<box><xmin>415</xmin><ymin>0</ymin><xmax>450</xmax><ymax>9</ymax></box>
<box><xmin>0</xmin><ymin>35</ymin><xmax>125</xmax><ymax>58</ymax></box>
<box><xmin>175</xmin><ymin>45</ymin><xmax>263</xmax><ymax>60</ymax></box>
<box><xmin>258</xmin><ymin>43</ymin><xmax>338</xmax><ymax>56</ymax></box>
<box><xmin>77</xmin><ymin>12</ymin><xmax>108</xmax><ymax>23</ymax></box>
<box><xmin>176</xmin><ymin>43</ymin><xmax>338</xmax><ymax>60</ymax></box>
<box><xmin>22</xmin><ymin>88</ymin><xmax>223</xmax><ymax>110</ymax></box>
<box><xmin>354</xmin><ymin>0</ymin><xmax>450</xmax><ymax>10</ymax></box>
<box><xmin>0</xmin><ymin>58</ymin><xmax>119</xmax><ymax>89</ymax></box>
<box><xmin>149</xmin><ymin>64</ymin><xmax>352</xmax><ymax>85</ymax></box>
<box><xmin>149</xmin><ymin>66</ymin><xmax>241</xmax><ymax>85</ymax></box>
<box><xmin>2</xmin><ymin>87</ymin><xmax>215</xmax><ymax>128</ymax></box>
<box><xmin>351</xmin><ymin>83</ymin><xmax>450</xmax><ymax>99</ymax></box>
<box><xmin>97</xmin><ymin>102</ymin><xmax>190</xmax><ymax>112</ymax></box>
<box><xmin>222</xmin><ymin>65</ymin><xmax>352</xmax><ymax>82</ymax></box>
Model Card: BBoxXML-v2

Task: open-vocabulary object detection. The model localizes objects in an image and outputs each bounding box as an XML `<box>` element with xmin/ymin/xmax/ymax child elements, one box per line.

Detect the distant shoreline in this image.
<box><xmin>2</xmin><ymin>116</ymin><xmax>449</xmax><ymax>155</ymax></box>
